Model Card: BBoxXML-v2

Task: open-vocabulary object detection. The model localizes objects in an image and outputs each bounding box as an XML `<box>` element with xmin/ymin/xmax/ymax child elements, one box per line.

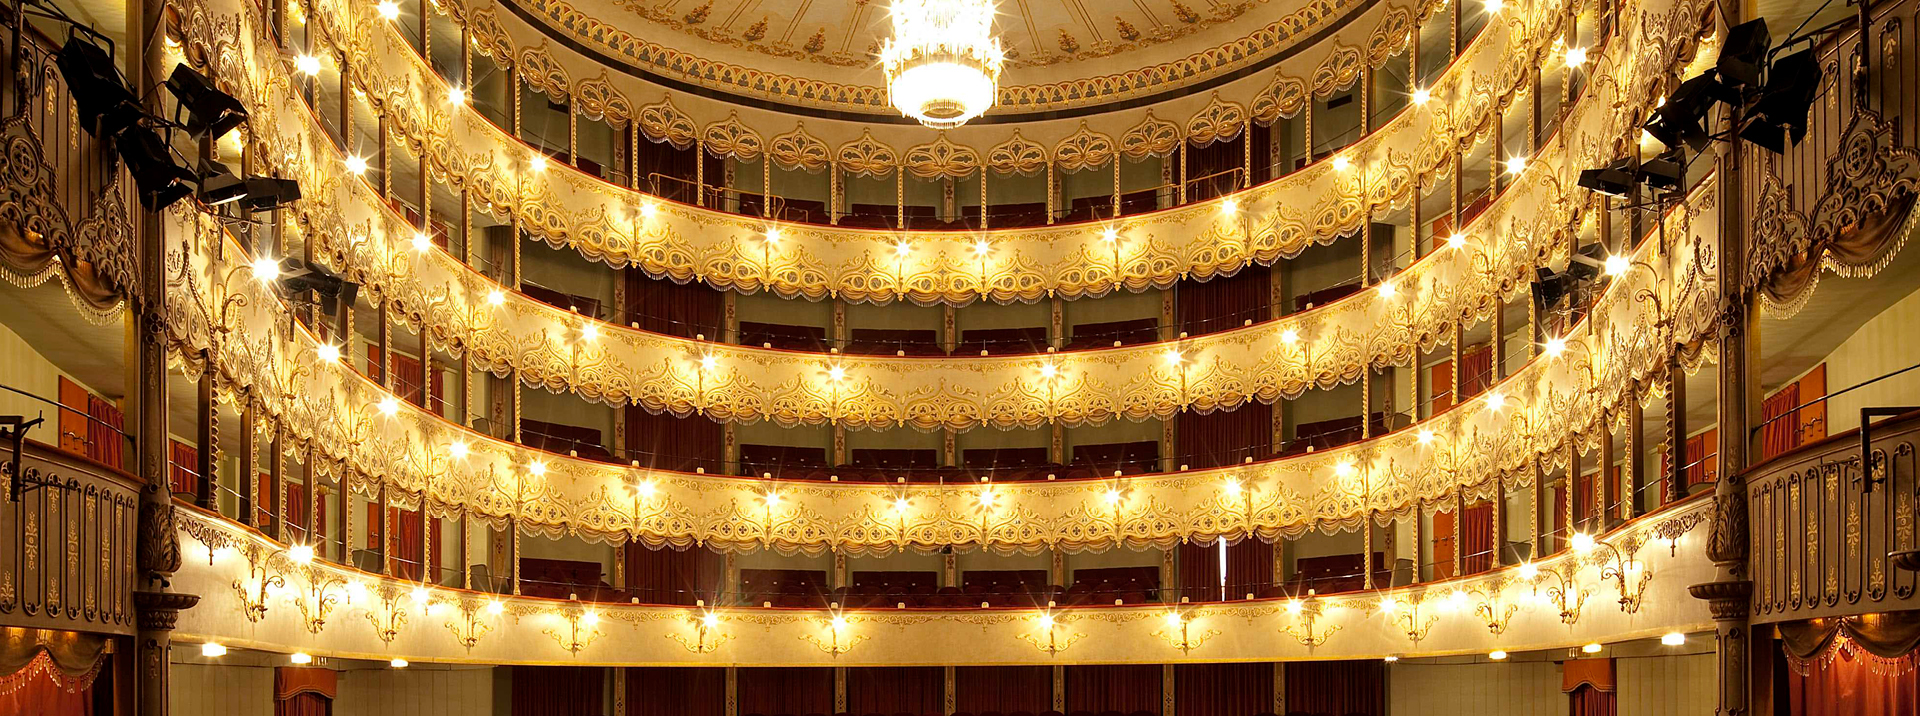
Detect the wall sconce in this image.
<box><xmin>366</xmin><ymin>585</ymin><xmax>411</xmax><ymax>644</ymax></box>
<box><xmin>231</xmin><ymin>543</ymin><xmax>286</xmax><ymax>623</ymax></box>
<box><xmin>545</xmin><ymin>608</ymin><xmax>603</xmax><ymax>655</ymax></box>
<box><xmin>1471</xmin><ymin>582</ymin><xmax>1520</xmax><ymax>635</ymax></box>
<box><xmin>445</xmin><ymin>598</ymin><xmax>498</xmax><ymax>651</ymax></box>
<box><xmin>1156</xmin><ymin>609</ymin><xmax>1217</xmax><ymax>654</ymax></box>
<box><xmin>1575</xmin><ymin>532</ymin><xmax>1653</xmax><ymax>613</ymax></box>
<box><xmin>803</xmin><ymin>613</ymin><xmax>865</xmax><ymax>656</ymax></box>
<box><xmin>1280</xmin><ymin>597</ymin><xmax>1339</xmax><ymax>647</ymax></box>
<box><xmin>670</xmin><ymin>611</ymin><xmax>731</xmax><ymax>653</ymax></box>
<box><xmin>1021</xmin><ymin>611</ymin><xmax>1084</xmax><ymax>655</ymax></box>
<box><xmin>292</xmin><ymin>562</ymin><xmax>345</xmax><ymax>633</ymax></box>
<box><xmin>1529</xmin><ymin>563</ymin><xmax>1590</xmax><ymax>625</ymax></box>
<box><xmin>1381</xmin><ymin>596</ymin><xmax>1438</xmax><ymax>646</ymax></box>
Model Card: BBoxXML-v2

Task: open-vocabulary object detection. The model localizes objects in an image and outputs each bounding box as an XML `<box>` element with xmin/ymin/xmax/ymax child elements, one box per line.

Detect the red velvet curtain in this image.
<box><xmin>736</xmin><ymin>667</ymin><xmax>834</xmax><ymax>716</ymax></box>
<box><xmin>0</xmin><ymin>651</ymin><xmax>99</xmax><ymax>716</ymax></box>
<box><xmin>1177</xmin><ymin>402</ymin><xmax>1273</xmax><ymax>469</ymax></box>
<box><xmin>1065</xmin><ymin>664</ymin><xmax>1162</xmax><ymax>714</ymax></box>
<box><xmin>1762</xmin><ymin>382</ymin><xmax>1801</xmax><ymax>459</ymax></box>
<box><xmin>1177</xmin><ymin>266</ymin><xmax>1271</xmax><ymax>337</ymax></box>
<box><xmin>367</xmin><ymin>506</ymin><xmax>429</xmax><ymax>581</ymax></box>
<box><xmin>1177</xmin><ymin>542</ymin><xmax>1222</xmax><ymax>602</ymax></box>
<box><xmin>624</xmin><ymin>407</ymin><xmax>724</xmax><ymax>472</ymax></box>
<box><xmin>1175</xmin><ymin>663</ymin><xmax>1272</xmax><ymax>716</ymax></box>
<box><xmin>955</xmin><ymin>666</ymin><xmax>1052</xmax><ymax>714</ymax></box>
<box><xmin>277</xmin><ymin>693</ymin><xmax>330</xmax><ymax>716</ymax></box>
<box><xmin>623</xmin><ymin>544</ymin><xmax>724</xmax><ymax>605</ymax></box>
<box><xmin>169</xmin><ymin>440</ymin><xmax>199</xmax><ymax>497</ymax></box>
<box><xmin>1460</xmin><ymin>502</ymin><xmax>1494</xmax><ymax>574</ymax></box>
<box><xmin>1458</xmin><ymin>345</ymin><xmax>1494</xmax><ymax>398</ymax></box>
<box><xmin>511</xmin><ymin>666</ymin><xmax>604</xmax><ymax>716</ymax></box>
<box><xmin>1568</xmin><ymin>685</ymin><xmax>1615</xmax><ymax>716</ymax></box>
<box><xmin>276</xmin><ymin>667</ymin><xmax>336</xmax><ymax>716</ymax></box>
<box><xmin>286</xmin><ymin>483</ymin><xmax>328</xmax><ymax>545</ymax></box>
<box><xmin>85</xmin><ymin>394</ymin><xmax>123</xmax><ymax>470</ymax></box>
<box><xmin>627</xmin><ymin>667</ymin><xmax>725</xmax><ymax>716</ymax></box>
<box><xmin>1226</xmin><ymin>539</ymin><xmax>1276</xmax><ymax>599</ymax></box>
<box><xmin>625</xmin><ymin>269</ymin><xmax>724</xmax><ymax>339</ymax></box>
<box><xmin>1789</xmin><ymin>648</ymin><xmax>1920</xmax><ymax>716</ymax></box>
<box><xmin>1283</xmin><ymin>660</ymin><xmax>1384</xmax><ymax>716</ymax></box>
<box><xmin>847</xmin><ymin>667</ymin><xmax>943</xmax><ymax>715</ymax></box>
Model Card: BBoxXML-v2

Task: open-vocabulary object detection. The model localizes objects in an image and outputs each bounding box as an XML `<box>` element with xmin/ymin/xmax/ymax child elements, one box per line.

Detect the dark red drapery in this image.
<box><xmin>0</xmin><ymin>650</ymin><xmax>100</xmax><ymax>716</ymax></box>
<box><xmin>366</xmin><ymin>505</ymin><xmax>433</xmax><ymax>581</ymax></box>
<box><xmin>955</xmin><ymin>666</ymin><xmax>1052</xmax><ymax>714</ymax></box>
<box><xmin>1175</xmin><ymin>662</ymin><xmax>1272</xmax><ymax>716</ymax></box>
<box><xmin>169</xmin><ymin>440</ymin><xmax>199</xmax><ymax>497</ymax></box>
<box><xmin>1458</xmin><ymin>345</ymin><xmax>1494</xmax><ymax>398</ymax></box>
<box><xmin>1788</xmin><ymin>646</ymin><xmax>1920</xmax><ymax>716</ymax></box>
<box><xmin>1065</xmin><ymin>664</ymin><xmax>1162</xmax><ymax>714</ymax></box>
<box><xmin>277</xmin><ymin>693</ymin><xmax>330</xmax><ymax>716</ymax></box>
<box><xmin>276</xmin><ymin>667</ymin><xmax>336</xmax><ymax>716</ymax></box>
<box><xmin>847</xmin><ymin>667</ymin><xmax>943</xmax><ymax>715</ymax></box>
<box><xmin>623</xmin><ymin>543</ymin><xmax>724</xmax><ymax>605</ymax></box>
<box><xmin>1284</xmin><ymin>660</ymin><xmax>1384</xmax><ymax>716</ymax></box>
<box><xmin>85</xmin><ymin>393</ymin><xmax>123</xmax><ymax>470</ymax></box>
<box><xmin>736</xmin><ymin>667</ymin><xmax>834</xmax><ymax>716</ymax></box>
<box><xmin>625</xmin><ymin>269</ymin><xmax>724</xmax><ymax>339</ymax></box>
<box><xmin>1226</xmin><ymin>539</ymin><xmax>1276</xmax><ymax>599</ymax></box>
<box><xmin>1460</xmin><ymin>502</ymin><xmax>1494</xmax><ymax>574</ymax></box>
<box><xmin>1177</xmin><ymin>266</ymin><xmax>1271</xmax><ymax>337</ymax></box>
<box><xmin>1176</xmin><ymin>401</ymin><xmax>1273</xmax><ymax>469</ymax></box>
<box><xmin>1177</xmin><ymin>542</ymin><xmax>1221</xmax><ymax>603</ymax></box>
<box><xmin>1569</xmin><ymin>685</ymin><xmax>1616</xmax><ymax>716</ymax></box>
<box><xmin>624</xmin><ymin>407</ymin><xmax>724</xmax><ymax>472</ymax></box>
<box><xmin>511</xmin><ymin>666</ymin><xmax>603</xmax><ymax>716</ymax></box>
<box><xmin>627</xmin><ymin>667</ymin><xmax>725</xmax><ymax>716</ymax></box>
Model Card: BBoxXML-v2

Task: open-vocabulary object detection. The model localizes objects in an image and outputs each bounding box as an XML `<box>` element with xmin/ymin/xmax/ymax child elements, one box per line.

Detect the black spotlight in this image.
<box><xmin>117</xmin><ymin>126</ymin><xmax>197</xmax><ymax>209</ymax></box>
<box><xmin>1639</xmin><ymin>152</ymin><xmax>1684</xmax><ymax>191</ymax></box>
<box><xmin>1717</xmin><ymin>19</ymin><xmax>1772</xmax><ymax>89</ymax></box>
<box><xmin>1739</xmin><ymin>49</ymin><xmax>1822</xmax><ymax>153</ymax></box>
<box><xmin>279</xmin><ymin>258</ymin><xmax>359</xmax><ymax>318</ymax></box>
<box><xmin>1646</xmin><ymin>74</ymin><xmax>1740</xmax><ymax>151</ymax></box>
<box><xmin>165</xmin><ymin>65</ymin><xmax>248</xmax><ymax>140</ymax></box>
<box><xmin>201</xmin><ymin>170</ymin><xmax>301</xmax><ymax>212</ymax></box>
<box><xmin>1577</xmin><ymin>158</ymin><xmax>1637</xmax><ymax>197</ymax></box>
<box><xmin>55</xmin><ymin>37</ymin><xmax>140</xmax><ymax>137</ymax></box>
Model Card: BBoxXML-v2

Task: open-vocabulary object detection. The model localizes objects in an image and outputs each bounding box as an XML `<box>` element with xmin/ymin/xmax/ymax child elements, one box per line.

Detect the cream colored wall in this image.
<box><xmin>168</xmin><ymin>662</ymin><xmax>274</xmax><ymax>716</ymax></box>
<box><xmin>0</xmin><ymin>313</ymin><xmax>111</xmax><ymax>423</ymax></box>
<box><xmin>954</xmin><ymin>298</ymin><xmax>1050</xmax><ymax>337</ymax></box>
<box><xmin>1386</xmin><ymin>660</ymin><xmax>1562</xmax><ymax>716</ymax></box>
<box><xmin>334</xmin><ymin>666</ymin><xmax>498</xmax><ymax>716</ymax></box>
<box><xmin>521</xmin><ymin>241</ymin><xmax>617</xmax><ymax>313</ymax></box>
<box><xmin>1616</xmin><ymin>652</ymin><xmax>1715</xmax><ymax>715</ymax></box>
<box><xmin>735</xmin><ymin>290</ymin><xmax>833</xmax><ymax>330</ymax></box>
<box><xmin>1061</xmin><ymin>287</ymin><xmax>1162</xmax><ymax>337</ymax></box>
<box><xmin>845</xmin><ymin>300</ymin><xmax>942</xmax><ymax>330</ymax></box>
<box><xmin>1820</xmin><ymin>283</ymin><xmax>1920</xmax><ymax>434</ymax></box>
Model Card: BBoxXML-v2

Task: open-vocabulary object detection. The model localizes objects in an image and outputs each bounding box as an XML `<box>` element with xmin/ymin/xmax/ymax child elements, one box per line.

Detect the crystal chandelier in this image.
<box><xmin>881</xmin><ymin>0</ymin><xmax>1005</xmax><ymax>129</ymax></box>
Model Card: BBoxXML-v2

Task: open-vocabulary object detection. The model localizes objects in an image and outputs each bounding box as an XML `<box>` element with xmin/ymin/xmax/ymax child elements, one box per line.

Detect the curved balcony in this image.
<box><xmin>276</xmin><ymin>0</ymin><xmax>1598</xmax><ymax>305</ymax></box>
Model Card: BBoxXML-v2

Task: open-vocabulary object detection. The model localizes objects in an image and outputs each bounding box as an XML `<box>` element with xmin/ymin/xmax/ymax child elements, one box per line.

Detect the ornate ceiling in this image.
<box><xmin>497</xmin><ymin>0</ymin><xmax>1369</xmax><ymax>115</ymax></box>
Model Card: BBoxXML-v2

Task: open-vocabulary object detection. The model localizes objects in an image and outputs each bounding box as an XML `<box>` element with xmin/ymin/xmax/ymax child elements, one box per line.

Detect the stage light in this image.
<box><xmin>1488</xmin><ymin>650</ymin><xmax>1508</xmax><ymax>660</ymax></box>
<box><xmin>56</xmin><ymin>37</ymin><xmax>140</xmax><ymax>138</ymax></box>
<box><xmin>290</xmin><ymin>652</ymin><xmax>312</xmax><ymax>665</ymax></box>
<box><xmin>202</xmin><ymin>172</ymin><xmax>302</xmax><ymax>212</ymax></box>
<box><xmin>1577</xmin><ymin>159</ymin><xmax>1637</xmax><ymax>198</ymax></box>
<box><xmin>201</xmin><ymin>643</ymin><xmax>228</xmax><ymax>657</ymax></box>
<box><xmin>390</xmin><ymin>658</ymin><xmax>409</xmax><ymax>668</ymax></box>
<box><xmin>1645</xmin><ymin>74</ymin><xmax>1739</xmax><ymax>151</ymax></box>
<box><xmin>1740</xmin><ymin>49</ymin><xmax>1821</xmax><ymax>153</ymax></box>
<box><xmin>294</xmin><ymin>54</ymin><xmax>323</xmax><ymax>76</ymax></box>
<box><xmin>1661</xmin><ymin>632</ymin><xmax>1686</xmax><ymax>646</ymax></box>
<box><xmin>117</xmin><ymin>127</ymin><xmax>197</xmax><ymax>209</ymax></box>
<box><xmin>166</xmin><ymin>65</ymin><xmax>249</xmax><ymax>140</ymax></box>
<box><xmin>1717</xmin><ymin>19</ymin><xmax>1772</xmax><ymax>89</ymax></box>
<box><xmin>1582</xmin><ymin>642</ymin><xmax>1604</xmax><ymax>654</ymax></box>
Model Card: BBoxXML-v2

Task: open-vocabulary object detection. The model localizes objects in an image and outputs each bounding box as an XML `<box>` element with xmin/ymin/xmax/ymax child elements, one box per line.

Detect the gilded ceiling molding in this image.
<box><xmin>486</xmin><ymin>0</ymin><xmax>1388</xmax><ymax>115</ymax></box>
<box><xmin>288</xmin><ymin>0</ymin><xmax>1583</xmax><ymax>305</ymax></box>
<box><xmin>170</xmin><ymin>499</ymin><xmax>1717</xmax><ymax>665</ymax></box>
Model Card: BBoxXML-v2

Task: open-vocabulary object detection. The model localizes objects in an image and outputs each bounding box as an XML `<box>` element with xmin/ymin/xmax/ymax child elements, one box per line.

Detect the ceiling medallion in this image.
<box><xmin>881</xmin><ymin>0</ymin><xmax>1005</xmax><ymax>129</ymax></box>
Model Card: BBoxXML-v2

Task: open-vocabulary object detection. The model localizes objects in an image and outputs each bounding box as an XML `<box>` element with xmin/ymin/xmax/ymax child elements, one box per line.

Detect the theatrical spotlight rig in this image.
<box><xmin>44</xmin><ymin>0</ymin><xmax>299</xmax><ymax>212</ymax></box>
<box><xmin>1578</xmin><ymin>17</ymin><xmax>1825</xmax><ymax>200</ymax></box>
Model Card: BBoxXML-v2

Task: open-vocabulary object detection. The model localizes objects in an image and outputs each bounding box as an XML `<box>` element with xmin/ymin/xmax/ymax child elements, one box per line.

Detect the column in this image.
<box><xmin>195</xmin><ymin>359</ymin><xmax>216</xmax><ymax>508</ymax></box>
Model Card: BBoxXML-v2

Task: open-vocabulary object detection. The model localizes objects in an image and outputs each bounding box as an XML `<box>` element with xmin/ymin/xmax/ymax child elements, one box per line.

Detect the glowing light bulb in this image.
<box><xmin>640</xmin><ymin>202</ymin><xmax>658</xmax><ymax>219</ymax></box>
<box><xmin>1038</xmin><ymin>613</ymin><xmax>1055</xmax><ymax>629</ymax></box>
<box><xmin>1604</xmin><ymin>255</ymin><xmax>1630</xmax><ymax>276</ymax></box>
<box><xmin>449</xmin><ymin>441</ymin><xmax>469</xmax><ymax>458</ymax></box>
<box><xmin>699</xmin><ymin>354</ymin><xmax>718</xmax><ymax>371</ymax></box>
<box><xmin>1164</xmin><ymin>348</ymin><xmax>1184</xmax><ymax>367</ymax></box>
<box><xmin>1488</xmin><ymin>649</ymin><xmax>1508</xmax><ymax>660</ymax></box>
<box><xmin>1286</xmin><ymin>600</ymin><xmax>1303</xmax><ymax>615</ymax></box>
<box><xmin>528</xmin><ymin>461</ymin><xmax>546</xmax><ymax>476</ymax></box>
<box><xmin>765</xmin><ymin>227</ymin><xmax>782</xmax><ymax>244</ymax></box>
<box><xmin>1582</xmin><ymin>642</ymin><xmax>1604</xmax><ymax>654</ymax></box>
<box><xmin>1379</xmin><ymin>597</ymin><xmax>1400</xmax><ymax>614</ymax></box>
<box><xmin>895</xmin><ymin>241</ymin><xmax>912</xmax><ymax>257</ymax></box>
<box><xmin>529</xmin><ymin>154</ymin><xmax>548</xmax><ymax>172</ymax></box>
<box><xmin>1221</xmin><ymin>198</ymin><xmax>1239</xmax><ymax>213</ymax></box>
<box><xmin>1545</xmin><ymin>336</ymin><xmax>1568</xmax><ymax>356</ymax></box>
<box><xmin>251</xmin><ymin>257</ymin><xmax>282</xmax><ymax>281</ymax></box>
<box><xmin>317</xmin><ymin>344</ymin><xmax>341</xmax><ymax>362</ymax></box>
<box><xmin>977</xmin><ymin>489</ymin><xmax>996</xmax><ymax>506</ymax></box>
<box><xmin>1661</xmin><ymin>632</ymin><xmax>1686</xmax><ymax>646</ymax></box>
<box><xmin>288</xmin><ymin>544</ymin><xmax>315</xmax><ymax>563</ymax></box>
<box><xmin>410</xmin><ymin>232</ymin><xmax>431</xmax><ymax>251</ymax></box>
<box><xmin>894</xmin><ymin>498</ymin><xmax>911</xmax><ymax>513</ymax></box>
<box><xmin>487</xmin><ymin>600</ymin><xmax>505</xmax><ymax>615</ymax></box>
<box><xmin>1484</xmin><ymin>0</ymin><xmax>1503</xmax><ymax>12</ymax></box>
<box><xmin>390</xmin><ymin>658</ymin><xmax>409</xmax><ymax>668</ymax></box>
<box><xmin>1223</xmin><ymin>478</ymin><xmax>1242</xmax><ymax>496</ymax></box>
<box><xmin>1449</xmin><ymin>590</ymin><xmax>1468</xmax><ymax>608</ymax></box>
<box><xmin>1410</xmin><ymin>87</ymin><xmax>1431</xmax><ymax>105</ymax></box>
<box><xmin>973</xmin><ymin>240</ymin><xmax>991</xmax><ymax>255</ymax></box>
<box><xmin>1335</xmin><ymin>462</ymin><xmax>1356</xmax><ymax>477</ymax></box>
<box><xmin>1485</xmin><ymin>392</ymin><xmax>1506</xmax><ymax>410</ymax></box>
<box><xmin>447</xmin><ymin>86</ymin><xmax>466</xmax><ymax>104</ymax></box>
<box><xmin>291</xmin><ymin>652</ymin><xmax>313</xmax><ymax>665</ymax></box>
<box><xmin>201</xmin><ymin>643</ymin><xmax>228</xmax><ymax>657</ymax></box>
<box><xmin>294</xmin><ymin>54</ymin><xmax>322</xmax><ymax>76</ymax></box>
<box><xmin>827</xmin><ymin>365</ymin><xmax>846</xmax><ymax>382</ymax></box>
<box><xmin>347</xmin><ymin>581</ymin><xmax>367</xmax><ymax>599</ymax></box>
<box><xmin>1565</xmin><ymin>46</ymin><xmax>1589</xmax><ymax>67</ymax></box>
<box><xmin>1417</xmin><ymin>429</ymin><xmax>1435</xmax><ymax>445</ymax></box>
<box><xmin>1518</xmin><ymin>562</ymin><xmax>1539</xmax><ymax>580</ymax></box>
<box><xmin>1504</xmin><ymin>156</ymin><xmax>1528</xmax><ymax>174</ymax></box>
<box><xmin>377</xmin><ymin>397</ymin><xmax>399</xmax><ymax>416</ymax></box>
<box><xmin>487</xmin><ymin>290</ymin><xmax>505</xmax><ymax>305</ymax></box>
<box><xmin>411</xmin><ymin>587</ymin><xmax>430</xmax><ymax>604</ymax></box>
<box><xmin>1039</xmin><ymin>362</ymin><xmax>1058</xmax><ymax>379</ymax></box>
<box><xmin>1378</xmin><ymin>281</ymin><xmax>1396</xmax><ymax>297</ymax></box>
<box><xmin>1280</xmin><ymin>328</ymin><xmax>1299</xmax><ymax>344</ymax></box>
<box><xmin>1164</xmin><ymin>612</ymin><xmax>1183</xmax><ymax>628</ymax></box>
<box><xmin>1570</xmin><ymin>532</ymin><xmax>1596</xmax><ymax>553</ymax></box>
<box><xmin>1332</xmin><ymin>155</ymin><xmax>1352</xmax><ymax>171</ymax></box>
<box><xmin>831</xmin><ymin>615</ymin><xmax>848</xmax><ymax>629</ymax></box>
<box><xmin>702</xmin><ymin>612</ymin><xmax>720</xmax><ymax>628</ymax></box>
<box><xmin>1384</xmin><ymin>655</ymin><xmax>1400</xmax><ymax>663</ymax></box>
<box><xmin>344</xmin><ymin>155</ymin><xmax>368</xmax><ymax>175</ymax></box>
<box><xmin>1448</xmin><ymin>233</ymin><xmax>1467</xmax><ymax>249</ymax></box>
<box><xmin>376</xmin><ymin>0</ymin><xmax>399</xmax><ymax>19</ymax></box>
<box><xmin>580</xmin><ymin>324</ymin><xmax>599</xmax><ymax>341</ymax></box>
<box><xmin>582</xmin><ymin>611</ymin><xmax>599</xmax><ymax>626</ymax></box>
<box><xmin>635</xmin><ymin>480</ymin><xmax>657</xmax><ymax>498</ymax></box>
<box><xmin>1101</xmin><ymin>227</ymin><xmax>1119</xmax><ymax>243</ymax></box>
<box><xmin>1105</xmin><ymin>489</ymin><xmax>1123</xmax><ymax>505</ymax></box>
<box><xmin>763</xmin><ymin>491</ymin><xmax>781</xmax><ymax>506</ymax></box>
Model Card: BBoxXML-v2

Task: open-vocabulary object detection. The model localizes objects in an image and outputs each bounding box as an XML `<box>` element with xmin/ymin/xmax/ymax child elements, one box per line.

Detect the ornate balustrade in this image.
<box><xmin>0</xmin><ymin>440</ymin><xmax>143</xmax><ymax>635</ymax></box>
<box><xmin>168</xmin><ymin>497</ymin><xmax>1715</xmax><ymax>665</ymax></box>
